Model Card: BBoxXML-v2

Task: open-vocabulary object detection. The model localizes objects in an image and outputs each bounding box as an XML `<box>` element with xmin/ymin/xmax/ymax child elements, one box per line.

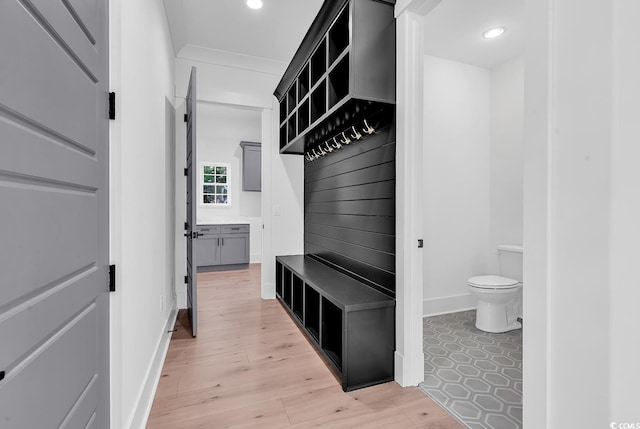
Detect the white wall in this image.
<box><xmin>175</xmin><ymin>50</ymin><xmax>280</xmax><ymax>110</ymax></box>
<box><xmin>404</xmin><ymin>0</ymin><xmax>640</xmax><ymax>423</ymax></box>
<box><xmin>196</xmin><ymin>102</ymin><xmax>262</xmax><ymax>263</ymax></box>
<box><xmin>174</xmin><ymin>47</ymin><xmax>304</xmax><ymax>305</ymax></box>
<box><xmin>421</xmin><ymin>54</ymin><xmax>524</xmax><ymax>317</ymax></box>
<box><xmin>489</xmin><ymin>57</ymin><xmax>524</xmax><ymax>259</ymax></box>
<box><xmin>109</xmin><ymin>0</ymin><xmax>177</xmax><ymax>428</ymax></box>
<box><xmin>422</xmin><ymin>55</ymin><xmax>491</xmax><ymax>316</ymax></box>
<box><xmin>610</xmin><ymin>0</ymin><xmax>640</xmax><ymax>421</ymax></box>
<box><xmin>525</xmin><ymin>0</ymin><xmax>640</xmax><ymax>426</ymax></box>
<box><xmin>528</xmin><ymin>0</ymin><xmax>612</xmax><ymax>425</ymax></box>
<box><xmin>261</xmin><ymin>97</ymin><xmax>305</xmax><ymax>299</ymax></box>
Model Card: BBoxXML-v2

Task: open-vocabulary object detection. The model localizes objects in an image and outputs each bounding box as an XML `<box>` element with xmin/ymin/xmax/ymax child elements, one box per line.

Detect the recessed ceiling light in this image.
<box><xmin>483</xmin><ymin>27</ymin><xmax>505</xmax><ymax>39</ymax></box>
<box><xmin>246</xmin><ymin>0</ymin><xmax>263</xmax><ymax>9</ymax></box>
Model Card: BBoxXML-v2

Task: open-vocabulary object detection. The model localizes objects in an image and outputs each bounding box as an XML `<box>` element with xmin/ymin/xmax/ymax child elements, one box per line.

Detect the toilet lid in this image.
<box><xmin>468</xmin><ymin>275</ymin><xmax>520</xmax><ymax>289</ymax></box>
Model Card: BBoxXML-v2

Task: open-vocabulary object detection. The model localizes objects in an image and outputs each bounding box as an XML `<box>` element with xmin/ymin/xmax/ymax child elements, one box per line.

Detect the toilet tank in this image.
<box><xmin>498</xmin><ymin>244</ymin><xmax>523</xmax><ymax>282</ymax></box>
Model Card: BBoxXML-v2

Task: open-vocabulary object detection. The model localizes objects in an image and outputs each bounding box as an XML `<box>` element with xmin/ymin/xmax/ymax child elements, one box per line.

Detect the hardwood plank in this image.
<box><xmin>244</xmin><ymin>334</ymin><xmax>316</xmax><ymax>362</ymax></box>
<box><xmin>152</xmin><ymin>372</ymin><xmax>180</xmax><ymax>400</ymax></box>
<box><xmin>287</xmin><ymin>399</ymin><xmax>414</xmax><ymax>429</ymax></box>
<box><xmin>147</xmin><ymin>264</ymin><xmax>463</xmax><ymax>428</ymax></box>
<box><xmin>148</xmin><ymin>399</ymin><xmax>290</xmax><ymax>429</ymax></box>
<box><xmin>150</xmin><ymin>366</ymin><xmax>335</xmax><ymax>422</ymax></box>
<box><xmin>282</xmin><ymin>384</ymin><xmax>364</xmax><ymax>425</ymax></box>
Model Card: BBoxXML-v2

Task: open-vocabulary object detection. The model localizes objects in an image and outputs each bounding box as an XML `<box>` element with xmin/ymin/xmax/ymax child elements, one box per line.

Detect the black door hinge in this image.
<box><xmin>108</xmin><ymin>92</ymin><xmax>116</xmax><ymax>120</ymax></box>
<box><xmin>184</xmin><ymin>167</ymin><xmax>188</xmax><ymax>176</ymax></box>
<box><xmin>184</xmin><ymin>222</ymin><xmax>189</xmax><ymax>230</ymax></box>
<box><xmin>184</xmin><ymin>113</ymin><xmax>188</xmax><ymax>123</ymax></box>
<box><xmin>184</xmin><ymin>275</ymin><xmax>188</xmax><ymax>284</ymax></box>
<box><xmin>109</xmin><ymin>264</ymin><xmax>116</xmax><ymax>292</ymax></box>
<box><xmin>418</xmin><ymin>239</ymin><xmax>424</xmax><ymax>248</ymax></box>
<box><xmin>0</xmin><ymin>370</ymin><xmax>4</xmax><ymax>381</ymax></box>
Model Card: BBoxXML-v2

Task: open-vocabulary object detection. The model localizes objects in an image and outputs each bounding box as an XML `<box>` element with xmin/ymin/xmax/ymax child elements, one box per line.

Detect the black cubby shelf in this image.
<box><xmin>276</xmin><ymin>260</ymin><xmax>283</xmax><ymax>297</ymax></box>
<box><xmin>305</xmin><ymin>285</ymin><xmax>320</xmax><ymax>342</ymax></box>
<box><xmin>283</xmin><ymin>266</ymin><xmax>292</xmax><ymax>308</ymax></box>
<box><xmin>275</xmin><ymin>255</ymin><xmax>395</xmax><ymax>391</ymax></box>
<box><xmin>292</xmin><ymin>274</ymin><xmax>304</xmax><ymax>321</ymax></box>
<box><xmin>274</xmin><ymin>0</ymin><xmax>396</xmax><ymax>154</ymax></box>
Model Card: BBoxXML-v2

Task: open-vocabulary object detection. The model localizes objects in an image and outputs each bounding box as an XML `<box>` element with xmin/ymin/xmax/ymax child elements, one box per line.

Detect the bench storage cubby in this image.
<box><xmin>275</xmin><ymin>255</ymin><xmax>395</xmax><ymax>391</ymax></box>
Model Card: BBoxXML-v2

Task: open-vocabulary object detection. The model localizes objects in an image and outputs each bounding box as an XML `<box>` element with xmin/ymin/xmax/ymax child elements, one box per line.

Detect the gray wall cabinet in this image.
<box><xmin>240</xmin><ymin>141</ymin><xmax>261</xmax><ymax>192</ymax></box>
<box><xmin>196</xmin><ymin>224</ymin><xmax>249</xmax><ymax>270</ymax></box>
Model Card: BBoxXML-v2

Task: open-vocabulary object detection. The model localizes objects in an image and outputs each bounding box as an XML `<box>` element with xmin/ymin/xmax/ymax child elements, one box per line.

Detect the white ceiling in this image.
<box><xmin>163</xmin><ymin>0</ymin><xmax>324</xmax><ymax>64</ymax></box>
<box><xmin>423</xmin><ymin>0</ymin><xmax>524</xmax><ymax>69</ymax></box>
<box><xmin>163</xmin><ymin>0</ymin><xmax>523</xmax><ymax>70</ymax></box>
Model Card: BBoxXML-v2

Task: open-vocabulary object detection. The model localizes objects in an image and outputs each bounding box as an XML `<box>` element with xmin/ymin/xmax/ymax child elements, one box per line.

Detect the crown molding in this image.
<box><xmin>177</xmin><ymin>45</ymin><xmax>286</xmax><ymax>76</ymax></box>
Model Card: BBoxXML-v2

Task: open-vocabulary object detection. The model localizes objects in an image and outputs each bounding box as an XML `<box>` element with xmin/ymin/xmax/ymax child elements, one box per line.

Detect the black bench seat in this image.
<box><xmin>275</xmin><ymin>255</ymin><xmax>395</xmax><ymax>391</ymax></box>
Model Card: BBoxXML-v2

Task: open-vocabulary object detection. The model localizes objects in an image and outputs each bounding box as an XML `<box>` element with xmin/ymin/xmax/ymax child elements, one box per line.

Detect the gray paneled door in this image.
<box><xmin>0</xmin><ymin>0</ymin><xmax>110</xmax><ymax>428</ymax></box>
<box><xmin>185</xmin><ymin>67</ymin><xmax>198</xmax><ymax>337</ymax></box>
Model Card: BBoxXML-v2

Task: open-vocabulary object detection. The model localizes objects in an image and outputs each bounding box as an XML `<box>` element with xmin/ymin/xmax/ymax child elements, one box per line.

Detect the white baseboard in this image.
<box><xmin>394</xmin><ymin>349</ymin><xmax>425</xmax><ymax>387</ymax></box>
<box><xmin>250</xmin><ymin>253</ymin><xmax>262</xmax><ymax>264</ymax></box>
<box><xmin>176</xmin><ymin>291</ymin><xmax>186</xmax><ymax>309</ymax></box>
<box><xmin>261</xmin><ymin>281</ymin><xmax>276</xmax><ymax>300</ymax></box>
<box><xmin>423</xmin><ymin>293</ymin><xmax>476</xmax><ymax>317</ymax></box>
<box><xmin>128</xmin><ymin>303</ymin><xmax>178</xmax><ymax>429</ymax></box>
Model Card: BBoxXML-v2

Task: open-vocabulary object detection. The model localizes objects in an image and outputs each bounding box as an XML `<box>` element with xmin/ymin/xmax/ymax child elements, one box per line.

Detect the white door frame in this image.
<box><xmin>393</xmin><ymin>0</ymin><xmax>442</xmax><ymax>388</ymax></box>
<box><xmin>394</xmin><ymin>2</ymin><xmax>548</xmax><ymax>428</ymax></box>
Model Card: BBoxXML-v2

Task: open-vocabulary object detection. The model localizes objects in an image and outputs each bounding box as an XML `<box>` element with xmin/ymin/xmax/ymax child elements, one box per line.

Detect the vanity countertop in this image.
<box><xmin>197</xmin><ymin>217</ymin><xmax>250</xmax><ymax>226</ymax></box>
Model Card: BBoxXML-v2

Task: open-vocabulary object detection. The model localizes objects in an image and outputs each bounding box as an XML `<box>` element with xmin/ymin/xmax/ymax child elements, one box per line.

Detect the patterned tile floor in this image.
<box><xmin>419</xmin><ymin>310</ymin><xmax>523</xmax><ymax>429</ymax></box>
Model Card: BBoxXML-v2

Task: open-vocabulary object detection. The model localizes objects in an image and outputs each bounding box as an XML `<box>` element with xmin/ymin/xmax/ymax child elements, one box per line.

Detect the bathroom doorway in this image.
<box><xmin>419</xmin><ymin>0</ymin><xmax>525</xmax><ymax>427</ymax></box>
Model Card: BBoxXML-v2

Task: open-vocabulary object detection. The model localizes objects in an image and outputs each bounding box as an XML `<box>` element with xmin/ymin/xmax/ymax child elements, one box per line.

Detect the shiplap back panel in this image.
<box><xmin>304</xmin><ymin>126</ymin><xmax>396</xmax><ymax>297</ymax></box>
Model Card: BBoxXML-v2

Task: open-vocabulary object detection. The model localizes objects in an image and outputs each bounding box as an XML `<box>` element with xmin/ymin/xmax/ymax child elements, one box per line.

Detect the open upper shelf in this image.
<box><xmin>274</xmin><ymin>0</ymin><xmax>396</xmax><ymax>155</ymax></box>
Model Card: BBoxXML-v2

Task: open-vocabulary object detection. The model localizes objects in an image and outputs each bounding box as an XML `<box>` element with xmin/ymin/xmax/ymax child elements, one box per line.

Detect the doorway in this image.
<box><xmin>175</xmin><ymin>100</ymin><xmax>265</xmax><ymax>310</ymax></box>
<box><xmin>416</xmin><ymin>0</ymin><xmax>525</xmax><ymax>427</ymax></box>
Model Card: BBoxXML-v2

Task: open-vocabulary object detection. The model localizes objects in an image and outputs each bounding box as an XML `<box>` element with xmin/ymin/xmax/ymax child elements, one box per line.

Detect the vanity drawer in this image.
<box><xmin>196</xmin><ymin>225</ymin><xmax>220</xmax><ymax>235</ymax></box>
<box><xmin>222</xmin><ymin>224</ymin><xmax>249</xmax><ymax>234</ymax></box>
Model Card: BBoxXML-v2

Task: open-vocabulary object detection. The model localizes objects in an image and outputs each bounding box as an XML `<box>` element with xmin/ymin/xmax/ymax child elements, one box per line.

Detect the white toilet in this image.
<box><xmin>468</xmin><ymin>244</ymin><xmax>523</xmax><ymax>333</ymax></box>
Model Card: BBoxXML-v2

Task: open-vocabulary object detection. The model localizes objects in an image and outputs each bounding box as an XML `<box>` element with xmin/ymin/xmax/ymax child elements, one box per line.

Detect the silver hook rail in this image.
<box><xmin>304</xmin><ymin>117</ymin><xmax>378</xmax><ymax>162</ymax></box>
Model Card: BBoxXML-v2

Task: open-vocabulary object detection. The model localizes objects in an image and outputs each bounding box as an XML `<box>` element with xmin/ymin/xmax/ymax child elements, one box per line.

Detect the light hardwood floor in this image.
<box><xmin>147</xmin><ymin>264</ymin><xmax>463</xmax><ymax>428</ymax></box>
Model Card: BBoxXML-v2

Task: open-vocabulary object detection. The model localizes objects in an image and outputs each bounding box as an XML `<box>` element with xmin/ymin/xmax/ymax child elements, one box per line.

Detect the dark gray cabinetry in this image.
<box><xmin>220</xmin><ymin>225</ymin><xmax>250</xmax><ymax>265</ymax></box>
<box><xmin>240</xmin><ymin>141</ymin><xmax>261</xmax><ymax>192</ymax></box>
<box><xmin>195</xmin><ymin>226</ymin><xmax>221</xmax><ymax>267</ymax></box>
<box><xmin>274</xmin><ymin>0</ymin><xmax>396</xmax><ymax>154</ymax></box>
<box><xmin>275</xmin><ymin>255</ymin><xmax>395</xmax><ymax>391</ymax></box>
<box><xmin>196</xmin><ymin>224</ymin><xmax>249</xmax><ymax>270</ymax></box>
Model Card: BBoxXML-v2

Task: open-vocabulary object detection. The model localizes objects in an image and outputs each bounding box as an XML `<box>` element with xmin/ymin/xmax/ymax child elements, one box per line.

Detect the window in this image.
<box><xmin>201</xmin><ymin>162</ymin><xmax>230</xmax><ymax>205</ymax></box>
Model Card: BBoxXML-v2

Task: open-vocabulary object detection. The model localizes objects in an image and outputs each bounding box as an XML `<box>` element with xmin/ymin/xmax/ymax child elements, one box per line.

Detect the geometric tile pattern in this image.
<box><xmin>419</xmin><ymin>310</ymin><xmax>523</xmax><ymax>429</ymax></box>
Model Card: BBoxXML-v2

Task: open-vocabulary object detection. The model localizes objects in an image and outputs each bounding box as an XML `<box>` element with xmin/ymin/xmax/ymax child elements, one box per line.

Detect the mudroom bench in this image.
<box><xmin>275</xmin><ymin>255</ymin><xmax>395</xmax><ymax>391</ymax></box>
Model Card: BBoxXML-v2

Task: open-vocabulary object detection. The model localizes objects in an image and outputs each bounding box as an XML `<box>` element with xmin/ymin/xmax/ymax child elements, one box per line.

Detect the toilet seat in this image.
<box><xmin>468</xmin><ymin>275</ymin><xmax>520</xmax><ymax>289</ymax></box>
